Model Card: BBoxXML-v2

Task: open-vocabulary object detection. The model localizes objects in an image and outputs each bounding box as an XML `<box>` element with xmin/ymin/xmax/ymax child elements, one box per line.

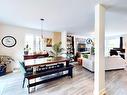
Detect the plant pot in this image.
<box><xmin>24</xmin><ymin>51</ymin><xmax>29</xmax><ymax>55</ymax></box>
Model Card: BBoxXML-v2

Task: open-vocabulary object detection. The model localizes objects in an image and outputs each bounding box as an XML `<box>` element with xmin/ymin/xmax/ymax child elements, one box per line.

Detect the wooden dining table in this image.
<box><xmin>24</xmin><ymin>57</ymin><xmax>70</xmax><ymax>67</ymax></box>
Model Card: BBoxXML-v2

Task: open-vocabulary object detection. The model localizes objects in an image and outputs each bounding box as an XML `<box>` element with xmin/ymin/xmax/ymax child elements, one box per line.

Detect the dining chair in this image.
<box><xmin>19</xmin><ymin>61</ymin><xmax>33</xmax><ymax>88</ymax></box>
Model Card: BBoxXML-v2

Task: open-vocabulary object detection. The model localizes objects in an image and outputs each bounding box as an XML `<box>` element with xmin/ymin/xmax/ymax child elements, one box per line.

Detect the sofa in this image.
<box><xmin>82</xmin><ymin>55</ymin><xmax>126</xmax><ymax>72</ymax></box>
<box><xmin>0</xmin><ymin>55</ymin><xmax>14</xmax><ymax>73</ymax></box>
<box><xmin>0</xmin><ymin>64</ymin><xmax>6</xmax><ymax>76</ymax></box>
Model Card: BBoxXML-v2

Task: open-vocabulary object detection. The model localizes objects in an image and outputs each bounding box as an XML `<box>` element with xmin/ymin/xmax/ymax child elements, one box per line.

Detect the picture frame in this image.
<box><xmin>46</xmin><ymin>38</ymin><xmax>52</xmax><ymax>47</ymax></box>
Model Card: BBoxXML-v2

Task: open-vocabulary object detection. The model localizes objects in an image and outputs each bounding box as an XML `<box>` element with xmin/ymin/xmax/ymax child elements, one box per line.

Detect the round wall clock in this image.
<box><xmin>1</xmin><ymin>36</ymin><xmax>17</xmax><ymax>47</ymax></box>
<box><xmin>86</xmin><ymin>38</ymin><xmax>93</xmax><ymax>44</ymax></box>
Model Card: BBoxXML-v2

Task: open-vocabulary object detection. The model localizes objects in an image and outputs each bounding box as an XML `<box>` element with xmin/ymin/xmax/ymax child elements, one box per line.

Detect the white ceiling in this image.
<box><xmin>0</xmin><ymin>0</ymin><xmax>127</xmax><ymax>36</ymax></box>
<box><xmin>104</xmin><ymin>0</ymin><xmax>127</xmax><ymax>36</ymax></box>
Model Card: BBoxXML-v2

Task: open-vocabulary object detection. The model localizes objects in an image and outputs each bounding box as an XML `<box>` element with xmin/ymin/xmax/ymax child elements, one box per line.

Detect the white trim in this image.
<box><xmin>100</xmin><ymin>88</ymin><xmax>106</xmax><ymax>95</ymax></box>
<box><xmin>94</xmin><ymin>88</ymin><xmax>106</xmax><ymax>95</ymax></box>
<box><xmin>94</xmin><ymin>4</ymin><xmax>105</xmax><ymax>95</ymax></box>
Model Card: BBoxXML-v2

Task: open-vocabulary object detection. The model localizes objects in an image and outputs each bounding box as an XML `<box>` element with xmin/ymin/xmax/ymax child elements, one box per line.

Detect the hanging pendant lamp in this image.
<box><xmin>40</xmin><ymin>18</ymin><xmax>44</xmax><ymax>39</ymax></box>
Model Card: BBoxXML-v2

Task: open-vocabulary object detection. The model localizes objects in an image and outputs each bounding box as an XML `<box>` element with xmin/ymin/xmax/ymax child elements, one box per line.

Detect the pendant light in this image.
<box><xmin>39</xmin><ymin>18</ymin><xmax>44</xmax><ymax>51</ymax></box>
<box><xmin>40</xmin><ymin>18</ymin><xmax>44</xmax><ymax>39</ymax></box>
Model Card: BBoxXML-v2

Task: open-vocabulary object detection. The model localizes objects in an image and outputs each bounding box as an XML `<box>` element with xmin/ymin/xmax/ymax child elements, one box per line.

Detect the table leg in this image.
<box><xmin>34</xmin><ymin>78</ymin><xmax>36</xmax><ymax>91</ymax></box>
<box><xmin>66</xmin><ymin>60</ymin><xmax>69</xmax><ymax>67</ymax></box>
<box><xmin>68</xmin><ymin>68</ymin><xmax>73</xmax><ymax>78</ymax></box>
<box><xmin>28</xmin><ymin>79</ymin><xmax>30</xmax><ymax>93</ymax></box>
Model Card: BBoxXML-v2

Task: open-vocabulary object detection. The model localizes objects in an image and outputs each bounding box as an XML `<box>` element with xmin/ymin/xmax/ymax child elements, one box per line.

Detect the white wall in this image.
<box><xmin>0</xmin><ymin>24</ymin><xmax>53</xmax><ymax>71</ymax></box>
<box><xmin>105</xmin><ymin>35</ymin><xmax>126</xmax><ymax>56</ymax></box>
<box><xmin>123</xmin><ymin>34</ymin><xmax>127</xmax><ymax>62</ymax></box>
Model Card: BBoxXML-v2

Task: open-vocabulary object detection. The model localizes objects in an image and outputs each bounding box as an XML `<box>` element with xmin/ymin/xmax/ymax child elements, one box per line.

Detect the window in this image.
<box><xmin>105</xmin><ymin>37</ymin><xmax>120</xmax><ymax>56</ymax></box>
<box><xmin>35</xmin><ymin>36</ymin><xmax>43</xmax><ymax>52</ymax></box>
<box><xmin>25</xmin><ymin>35</ymin><xmax>34</xmax><ymax>54</ymax></box>
<box><xmin>25</xmin><ymin>34</ymin><xmax>43</xmax><ymax>54</ymax></box>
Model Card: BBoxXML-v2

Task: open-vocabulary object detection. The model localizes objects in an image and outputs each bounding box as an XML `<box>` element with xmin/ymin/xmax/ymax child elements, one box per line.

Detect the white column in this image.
<box><xmin>61</xmin><ymin>31</ymin><xmax>67</xmax><ymax>52</ymax></box>
<box><xmin>94</xmin><ymin>4</ymin><xmax>106</xmax><ymax>95</ymax></box>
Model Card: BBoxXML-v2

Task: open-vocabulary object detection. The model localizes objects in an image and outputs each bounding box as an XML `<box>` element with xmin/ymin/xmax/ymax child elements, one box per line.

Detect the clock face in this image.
<box><xmin>1</xmin><ymin>36</ymin><xmax>17</xmax><ymax>47</ymax></box>
<box><xmin>86</xmin><ymin>38</ymin><xmax>92</xmax><ymax>44</ymax></box>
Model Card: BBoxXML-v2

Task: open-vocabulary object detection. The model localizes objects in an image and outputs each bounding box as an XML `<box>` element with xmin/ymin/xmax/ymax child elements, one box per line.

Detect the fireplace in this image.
<box><xmin>110</xmin><ymin>37</ymin><xmax>125</xmax><ymax>59</ymax></box>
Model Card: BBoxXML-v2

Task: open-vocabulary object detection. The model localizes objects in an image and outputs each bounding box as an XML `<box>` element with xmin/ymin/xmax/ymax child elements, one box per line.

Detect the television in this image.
<box><xmin>77</xmin><ymin>43</ymin><xmax>86</xmax><ymax>52</ymax></box>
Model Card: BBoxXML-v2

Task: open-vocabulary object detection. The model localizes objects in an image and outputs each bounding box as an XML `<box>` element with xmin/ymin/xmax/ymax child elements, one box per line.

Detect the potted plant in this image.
<box><xmin>91</xmin><ymin>46</ymin><xmax>95</xmax><ymax>55</ymax></box>
<box><xmin>52</xmin><ymin>42</ymin><xmax>64</xmax><ymax>58</ymax></box>
<box><xmin>24</xmin><ymin>44</ymin><xmax>31</xmax><ymax>55</ymax></box>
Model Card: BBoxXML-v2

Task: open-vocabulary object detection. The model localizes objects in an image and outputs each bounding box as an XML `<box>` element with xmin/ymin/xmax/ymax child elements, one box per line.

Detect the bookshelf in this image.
<box><xmin>67</xmin><ymin>35</ymin><xmax>74</xmax><ymax>61</ymax></box>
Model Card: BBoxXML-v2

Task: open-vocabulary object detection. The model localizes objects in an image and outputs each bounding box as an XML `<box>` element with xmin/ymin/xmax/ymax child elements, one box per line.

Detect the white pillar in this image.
<box><xmin>61</xmin><ymin>31</ymin><xmax>67</xmax><ymax>52</ymax></box>
<box><xmin>94</xmin><ymin>4</ymin><xmax>105</xmax><ymax>95</ymax></box>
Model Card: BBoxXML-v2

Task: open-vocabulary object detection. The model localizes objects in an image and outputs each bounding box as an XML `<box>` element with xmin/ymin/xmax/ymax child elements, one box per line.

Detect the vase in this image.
<box><xmin>24</xmin><ymin>51</ymin><xmax>29</xmax><ymax>55</ymax></box>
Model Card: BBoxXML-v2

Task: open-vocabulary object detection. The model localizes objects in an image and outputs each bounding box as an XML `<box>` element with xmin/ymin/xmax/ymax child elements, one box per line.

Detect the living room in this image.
<box><xmin>1</xmin><ymin>0</ymin><xmax>127</xmax><ymax>95</ymax></box>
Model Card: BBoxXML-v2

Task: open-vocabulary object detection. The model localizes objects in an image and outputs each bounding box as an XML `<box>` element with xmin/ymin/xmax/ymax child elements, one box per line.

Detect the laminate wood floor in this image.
<box><xmin>0</xmin><ymin>64</ymin><xmax>127</xmax><ymax>95</ymax></box>
<box><xmin>105</xmin><ymin>68</ymin><xmax>127</xmax><ymax>95</ymax></box>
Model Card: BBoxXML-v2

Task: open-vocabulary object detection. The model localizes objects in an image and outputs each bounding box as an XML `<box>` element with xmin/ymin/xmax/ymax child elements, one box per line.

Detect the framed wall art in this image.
<box><xmin>46</xmin><ymin>38</ymin><xmax>52</xmax><ymax>47</ymax></box>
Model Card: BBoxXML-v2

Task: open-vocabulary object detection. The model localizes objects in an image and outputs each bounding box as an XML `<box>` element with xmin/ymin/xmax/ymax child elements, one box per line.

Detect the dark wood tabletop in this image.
<box><xmin>24</xmin><ymin>53</ymin><xmax>49</xmax><ymax>60</ymax></box>
<box><xmin>25</xmin><ymin>57</ymin><xmax>70</xmax><ymax>67</ymax></box>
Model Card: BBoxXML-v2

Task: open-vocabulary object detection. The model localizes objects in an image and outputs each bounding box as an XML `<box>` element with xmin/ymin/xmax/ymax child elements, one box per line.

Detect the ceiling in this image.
<box><xmin>0</xmin><ymin>0</ymin><xmax>127</xmax><ymax>36</ymax></box>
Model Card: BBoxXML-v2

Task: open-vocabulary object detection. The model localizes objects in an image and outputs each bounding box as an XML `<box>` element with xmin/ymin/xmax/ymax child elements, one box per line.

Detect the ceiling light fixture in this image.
<box><xmin>40</xmin><ymin>18</ymin><xmax>44</xmax><ymax>39</ymax></box>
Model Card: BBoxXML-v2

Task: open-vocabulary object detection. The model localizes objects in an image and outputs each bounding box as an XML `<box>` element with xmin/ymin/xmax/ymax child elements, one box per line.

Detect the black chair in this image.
<box><xmin>19</xmin><ymin>61</ymin><xmax>33</xmax><ymax>88</ymax></box>
<box><xmin>110</xmin><ymin>49</ymin><xmax>118</xmax><ymax>56</ymax></box>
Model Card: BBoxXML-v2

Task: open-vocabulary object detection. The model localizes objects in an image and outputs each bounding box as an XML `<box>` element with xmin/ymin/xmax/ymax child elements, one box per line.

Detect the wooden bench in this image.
<box><xmin>25</xmin><ymin>64</ymin><xmax>74</xmax><ymax>93</ymax></box>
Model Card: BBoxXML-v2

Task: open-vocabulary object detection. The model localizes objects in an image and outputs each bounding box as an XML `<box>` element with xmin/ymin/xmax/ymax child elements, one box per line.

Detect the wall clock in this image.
<box><xmin>1</xmin><ymin>36</ymin><xmax>17</xmax><ymax>47</ymax></box>
<box><xmin>86</xmin><ymin>38</ymin><xmax>93</xmax><ymax>44</ymax></box>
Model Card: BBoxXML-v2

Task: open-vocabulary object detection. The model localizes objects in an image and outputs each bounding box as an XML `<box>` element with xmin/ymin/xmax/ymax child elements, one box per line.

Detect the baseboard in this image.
<box><xmin>13</xmin><ymin>67</ymin><xmax>20</xmax><ymax>70</ymax></box>
<box><xmin>82</xmin><ymin>67</ymin><xmax>94</xmax><ymax>73</ymax></box>
<box><xmin>94</xmin><ymin>88</ymin><xmax>106</xmax><ymax>95</ymax></box>
<box><xmin>6</xmin><ymin>71</ymin><xmax>13</xmax><ymax>74</ymax></box>
<box><xmin>99</xmin><ymin>88</ymin><xmax>106</xmax><ymax>95</ymax></box>
<box><xmin>13</xmin><ymin>68</ymin><xmax>20</xmax><ymax>73</ymax></box>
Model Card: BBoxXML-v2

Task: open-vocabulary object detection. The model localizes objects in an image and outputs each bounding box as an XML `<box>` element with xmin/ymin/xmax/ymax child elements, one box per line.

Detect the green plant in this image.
<box><xmin>82</xmin><ymin>54</ymin><xmax>88</xmax><ymax>59</ymax></box>
<box><xmin>52</xmin><ymin>42</ymin><xmax>64</xmax><ymax>57</ymax></box>
<box><xmin>91</xmin><ymin>46</ymin><xmax>95</xmax><ymax>55</ymax></box>
<box><xmin>24</xmin><ymin>44</ymin><xmax>31</xmax><ymax>51</ymax></box>
<box><xmin>24</xmin><ymin>44</ymin><xmax>31</xmax><ymax>55</ymax></box>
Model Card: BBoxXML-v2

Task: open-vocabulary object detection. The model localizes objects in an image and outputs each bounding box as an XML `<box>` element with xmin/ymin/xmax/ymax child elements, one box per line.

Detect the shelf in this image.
<box><xmin>66</xmin><ymin>35</ymin><xmax>74</xmax><ymax>62</ymax></box>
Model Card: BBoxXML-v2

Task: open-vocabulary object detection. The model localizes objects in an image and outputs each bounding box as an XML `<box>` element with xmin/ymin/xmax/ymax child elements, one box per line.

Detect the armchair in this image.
<box><xmin>0</xmin><ymin>55</ymin><xmax>14</xmax><ymax>74</ymax></box>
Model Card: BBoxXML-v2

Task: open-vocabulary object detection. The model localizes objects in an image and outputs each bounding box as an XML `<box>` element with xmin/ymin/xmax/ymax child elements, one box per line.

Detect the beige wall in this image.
<box><xmin>53</xmin><ymin>32</ymin><xmax>61</xmax><ymax>44</ymax></box>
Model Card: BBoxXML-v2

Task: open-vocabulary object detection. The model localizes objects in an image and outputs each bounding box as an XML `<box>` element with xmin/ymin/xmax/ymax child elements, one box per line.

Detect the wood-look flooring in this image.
<box><xmin>106</xmin><ymin>68</ymin><xmax>127</xmax><ymax>95</ymax></box>
<box><xmin>0</xmin><ymin>64</ymin><xmax>127</xmax><ymax>95</ymax></box>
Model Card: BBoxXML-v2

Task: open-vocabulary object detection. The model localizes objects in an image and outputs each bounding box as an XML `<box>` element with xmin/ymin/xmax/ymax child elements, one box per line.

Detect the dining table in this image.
<box><xmin>24</xmin><ymin>57</ymin><xmax>70</xmax><ymax>68</ymax></box>
<box><xmin>24</xmin><ymin>56</ymin><xmax>73</xmax><ymax>93</ymax></box>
